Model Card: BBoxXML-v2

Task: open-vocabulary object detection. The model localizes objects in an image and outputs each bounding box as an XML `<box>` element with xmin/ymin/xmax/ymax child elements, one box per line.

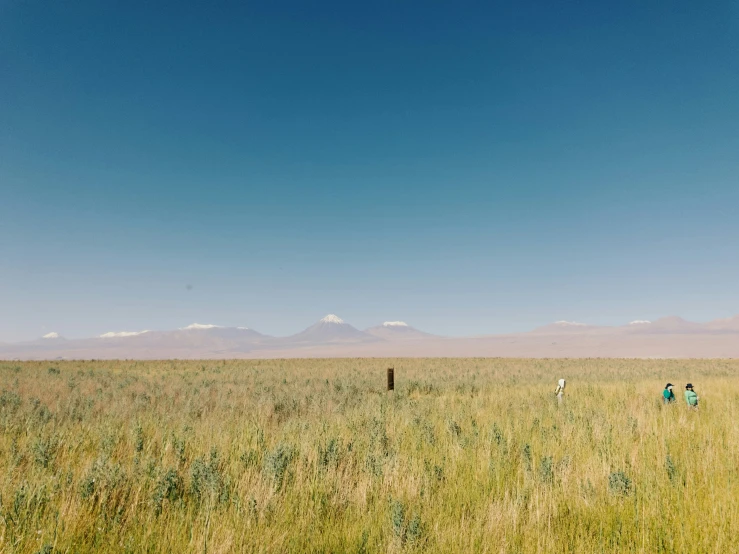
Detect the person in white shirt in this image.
<box><xmin>554</xmin><ymin>378</ymin><xmax>566</xmax><ymax>404</ymax></box>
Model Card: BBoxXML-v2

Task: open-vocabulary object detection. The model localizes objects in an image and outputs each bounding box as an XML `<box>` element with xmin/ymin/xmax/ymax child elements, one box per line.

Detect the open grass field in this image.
<box><xmin>1</xmin><ymin>358</ymin><xmax>738</xmax><ymax>553</ymax></box>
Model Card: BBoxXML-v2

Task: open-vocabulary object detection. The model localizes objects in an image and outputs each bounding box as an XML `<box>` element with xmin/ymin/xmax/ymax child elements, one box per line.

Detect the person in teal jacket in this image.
<box><xmin>662</xmin><ymin>383</ymin><xmax>675</xmax><ymax>404</ymax></box>
<box><xmin>684</xmin><ymin>383</ymin><xmax>699</xmax><ymax>409</ymax></box>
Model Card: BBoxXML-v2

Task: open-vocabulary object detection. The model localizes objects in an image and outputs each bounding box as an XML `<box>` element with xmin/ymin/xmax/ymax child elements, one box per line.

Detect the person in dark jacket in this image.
<box><xmin>662</xmin><ymin>383</ymin><xmax>676</xmax><ymax>404</ymax></box>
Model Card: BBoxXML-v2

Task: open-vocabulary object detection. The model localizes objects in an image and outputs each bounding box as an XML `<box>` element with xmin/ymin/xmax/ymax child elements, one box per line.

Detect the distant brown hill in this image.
<box><xmin>364</xmin><ymin>321</ymin><xmax>438</xmax><ymax>341</ymax></box>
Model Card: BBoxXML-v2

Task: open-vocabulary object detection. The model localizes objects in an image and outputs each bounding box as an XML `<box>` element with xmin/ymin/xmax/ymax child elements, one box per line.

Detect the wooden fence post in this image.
<box><xmin>387</xmin><ymin>367</ymin><xmax>394</xmax><ymax>391</ymax></box>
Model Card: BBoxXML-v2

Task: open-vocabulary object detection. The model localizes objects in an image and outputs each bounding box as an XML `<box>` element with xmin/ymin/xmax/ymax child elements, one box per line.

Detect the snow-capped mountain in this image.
<box><xmin>174</xmin><ymin>323</ymin><xmax>265</xmax><ymax>340</ymax></box>
<box><xmin>36</xmin><ymin>332</ymin><xmax>67</xmax><ymax>343</ymax></box>
<box><xmin>99</xmin><ymin>330</ymin><xmax>150</xmax><ymax>338</ymax></box>
<box><xmin>623</xmin><ymin>316</ymin><xmax>705</xmax><ymax>334</ymax></box>
<box><xmin>282</xmin><ymin>314</ymin><xmax>378</xmax><ymax>344</ymax></box>
<box><xmin>0</xmin><ymin>331</ymin><xmax>68</xmax><ymax>355</ymax></box>
<box><xmin>364</xmin><ymin>321</ymin><xmax>437</xmax><ymax>340</ymax></box>
<box><xmin>108</xmin><ymin>325</ymin><xmax>270</xmax><ymax>353</ymax></box>
<box><xmin>319</xmin><ymin>315</ymin><xmax>344</xmax><ymax>324</ymax></box>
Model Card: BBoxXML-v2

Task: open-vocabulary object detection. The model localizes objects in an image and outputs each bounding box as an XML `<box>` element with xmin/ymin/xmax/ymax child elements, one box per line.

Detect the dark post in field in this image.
<box><xmin>387</xmin><ymin>367</ymin><xmax>394</xmax><ymax>391</ymax></box>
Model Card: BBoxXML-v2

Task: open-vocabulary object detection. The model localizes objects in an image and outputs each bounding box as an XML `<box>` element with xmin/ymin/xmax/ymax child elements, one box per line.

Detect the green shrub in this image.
<box><xmin>608</xmin><ymin>471</ymin><xmax>632</xmax><ymax>496</ymax></box>
<box><xmin>263</xmin><ymin>443</ymin><xmax>295</xmax><ymax>491</ymax></box>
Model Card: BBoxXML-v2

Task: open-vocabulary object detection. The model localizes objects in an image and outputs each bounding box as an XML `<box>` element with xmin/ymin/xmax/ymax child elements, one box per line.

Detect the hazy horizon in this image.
<box><xmin>4</xmin><ymin>311</ymin><xmax>739</xmax><ymax>344</ymax></box>
<box><xmin>2</xmin><ymin>0</ymin><xmax>738</xmax><ymax>342</ymax></box>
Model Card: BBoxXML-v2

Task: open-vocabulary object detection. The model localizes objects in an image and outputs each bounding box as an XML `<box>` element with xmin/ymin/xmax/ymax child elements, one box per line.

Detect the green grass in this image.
<box><xmin>1</xmin><ymin>358</ymin><xmax>738</xmax><ymax>553</ymax></box>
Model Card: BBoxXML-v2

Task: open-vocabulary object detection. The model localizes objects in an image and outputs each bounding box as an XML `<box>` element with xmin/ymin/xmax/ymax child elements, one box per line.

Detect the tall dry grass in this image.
<box><xmin>1</xmin><ymin>358</ymin><xmax>738</xmax><ymax>553</ymax></box>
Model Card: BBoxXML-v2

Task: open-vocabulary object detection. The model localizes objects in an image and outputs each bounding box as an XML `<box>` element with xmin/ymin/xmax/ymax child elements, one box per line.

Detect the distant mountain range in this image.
<box><xmin>530</xmin><ymin>316</ymin><xmax>739</xmax><ymax>335</ymax></box>
<box><xmin>2</xmin><ymin>314</ymin><xmax>739</xmax><ymax>359</ymax></box>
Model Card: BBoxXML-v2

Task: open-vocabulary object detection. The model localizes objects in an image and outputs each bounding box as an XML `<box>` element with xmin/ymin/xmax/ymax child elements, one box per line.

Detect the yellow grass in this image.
<box><xmin>1</xmin><ymin>358</ymin><xmax>738</xmax><ymax>553</ymax></box>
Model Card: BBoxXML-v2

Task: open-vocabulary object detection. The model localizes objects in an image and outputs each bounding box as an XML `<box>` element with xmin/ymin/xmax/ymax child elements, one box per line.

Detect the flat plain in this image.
<box><xmin>1</xmin><ymin>358</ymin><xmax>738</xmax><ymax>553</ymax></box>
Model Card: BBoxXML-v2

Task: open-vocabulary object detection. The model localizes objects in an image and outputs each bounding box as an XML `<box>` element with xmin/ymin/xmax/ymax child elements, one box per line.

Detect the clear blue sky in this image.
<box><xmin>1</xmin><ymin>0</ymin><xmax>738</xmax><ymax>341</ymax></box>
